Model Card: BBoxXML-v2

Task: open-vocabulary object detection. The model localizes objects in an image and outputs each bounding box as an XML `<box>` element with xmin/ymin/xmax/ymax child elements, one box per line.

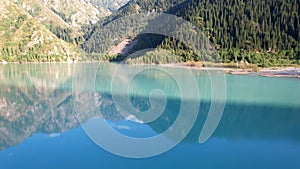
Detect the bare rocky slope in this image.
<box><xmin>0</xmin><ymin>0</ymin><xmax>130</xmax><ymax>62</ymax></box>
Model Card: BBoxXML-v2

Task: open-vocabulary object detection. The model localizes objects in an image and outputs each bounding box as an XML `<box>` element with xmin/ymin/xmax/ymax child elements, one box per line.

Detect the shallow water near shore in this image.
<box><xmin>0</xmin><ymin>63</ymin><xmax>299</xmax><ymax>169</ymax></box>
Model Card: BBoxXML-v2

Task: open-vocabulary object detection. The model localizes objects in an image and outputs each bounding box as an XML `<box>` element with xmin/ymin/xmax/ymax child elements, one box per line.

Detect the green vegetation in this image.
<box><xmin>47</xmin><ymin>22</ymin><xmax>74</xmax><ymax>44</ymax></box>
<box><xmin>126</xmin><ymin>49</ymin><xmax>182</xmax><ymax>64</ymax></box>
<box><xmin>0</xmin><ymin>0</ymin><xmax>299</xmax><ymax>66</ymax></box>
<box><xmin>82</xmin><ymin>0</ymin><xmax>299</xmax><ymax>67</ymax></box>
<box><xmin>0</xmin><ymin>2</ymin><xmax>82</xmax><ymax>62</ymax></box>
<box><xmin>176</xmin><ymin>0</ymin><xmax>300</xmax><ymax>66</ymax></box>
<box><xmin>87</xmin><ymin>53</ymin><xmax>118</xmax><ymax>61</ymax></box>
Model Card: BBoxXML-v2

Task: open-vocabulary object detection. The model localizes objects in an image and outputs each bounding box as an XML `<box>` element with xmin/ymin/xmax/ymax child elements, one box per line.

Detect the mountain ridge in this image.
<box><xmin>0</xmin><ymin>0</ymin><xmax>131</xmax><ymax>62</ymax></box>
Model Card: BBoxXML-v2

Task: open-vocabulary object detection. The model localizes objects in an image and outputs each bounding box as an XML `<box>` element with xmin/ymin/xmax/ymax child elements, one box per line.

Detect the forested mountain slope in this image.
<box><xmin>83</xmin><ymin>0</ymin><xmax>300</xmax><ymax>66</ymax></box>
<box><xmin>0</xmin><ymin>0</ymin><xmax>299</xmax><ymax>65</ymax></box>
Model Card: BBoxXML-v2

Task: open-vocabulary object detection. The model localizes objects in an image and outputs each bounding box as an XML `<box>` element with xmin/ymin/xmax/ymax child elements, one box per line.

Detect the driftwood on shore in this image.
<box><xmin>0</xmin><ymin>60</ymin><xmax>8</xmax><ymax>65</ymax></box>
<box><xmin>230</xmin><ymin>68</ymin><xmax>300</xmax><ymax>79</ymax></box>
<box><xmin>161</xmin><ymin>63</ymin><xmax>300</xmax><ymax>79</ymax></box>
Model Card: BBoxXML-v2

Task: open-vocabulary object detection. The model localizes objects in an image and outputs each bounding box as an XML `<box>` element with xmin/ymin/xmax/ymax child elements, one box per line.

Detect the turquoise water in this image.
<box><xmin>0</xmin><ymin>63</ymin><xmax>299</xmax><ymax>169</ymax></box>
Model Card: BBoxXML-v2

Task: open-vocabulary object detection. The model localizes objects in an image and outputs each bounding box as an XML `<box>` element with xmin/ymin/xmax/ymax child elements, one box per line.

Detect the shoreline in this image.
<box><xmin>228</xmin><ymin>67</ymin><xmax>300</xmax><ymax>79</ymax></box>
<box><xmin>1</xmin><ymin>60</ymin><xmax>300</xmax><ymax>79</ymax></box>
<box><xmin>158</xmin><ymin>63</ymin><xmax>300</xmax><ymax>79</ymax></box>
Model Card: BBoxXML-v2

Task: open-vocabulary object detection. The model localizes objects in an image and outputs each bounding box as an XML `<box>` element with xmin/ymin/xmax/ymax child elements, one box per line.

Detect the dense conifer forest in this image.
<box><xmin>1</xmin><ymin>0</ymin><xmax>299</xmax><ymax>65</ymax></box>
<box><xmin>82</xmin><ymin>0</ymin><xmax>300</xmax><ymax>66</ymax></box>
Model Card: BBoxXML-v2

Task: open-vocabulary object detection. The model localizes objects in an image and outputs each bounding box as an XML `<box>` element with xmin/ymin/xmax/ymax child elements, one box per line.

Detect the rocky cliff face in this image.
<box><xmin>88</xmin><ymin>0</ymin><xmax>130</xmax><ymax>12</ymax></box>
<box><xmin>15</xmin><ymin>0</ymin><xmax>130</xmax><ymax>28</ymax></box>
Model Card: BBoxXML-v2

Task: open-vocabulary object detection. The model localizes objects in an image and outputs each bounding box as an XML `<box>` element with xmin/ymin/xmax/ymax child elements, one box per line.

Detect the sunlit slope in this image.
<box><xmin>0</xmin><ymin>1</ymin><xmax>81</xmax><ymax>62</ymax></box>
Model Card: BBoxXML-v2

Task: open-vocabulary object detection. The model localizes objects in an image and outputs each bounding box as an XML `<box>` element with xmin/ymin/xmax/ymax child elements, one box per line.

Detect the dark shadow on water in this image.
<box><xmin>142</xmin><ymin>97</ymin><xmax>300</xmax><ymax>144</ymax></box>
<box><xmin>1</xmin><ymin>84</ymin><xmax>300</xmax><ymax>151</ymax></box>
<box><xmin>1</xmin><ymin>63</ymin><xmax>300</xmax><ymax>151</ymax></box>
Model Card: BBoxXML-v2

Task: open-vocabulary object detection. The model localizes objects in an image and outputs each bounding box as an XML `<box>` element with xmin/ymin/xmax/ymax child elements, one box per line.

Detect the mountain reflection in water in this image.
<box><xmin>0</xmin><ymin>63</ymin><xmax>300</xmax><ymax>152</ymax></box>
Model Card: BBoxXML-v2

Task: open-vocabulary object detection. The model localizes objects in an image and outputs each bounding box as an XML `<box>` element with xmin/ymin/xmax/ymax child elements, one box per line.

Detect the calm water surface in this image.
<box><xmin>0</xmin><ymin>63</ymin><xmax>299</xmax><ymax>169</ymax></box>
